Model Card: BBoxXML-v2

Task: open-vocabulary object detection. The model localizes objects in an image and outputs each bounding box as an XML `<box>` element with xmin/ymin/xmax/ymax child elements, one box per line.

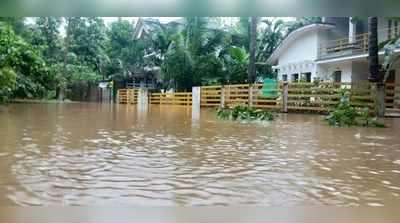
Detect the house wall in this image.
<box><xmin>277</xmin><ymin>30</ymin><xmax>319</xmax><ymax>81</ymax></box>
<box><xmin>378</xmin><ymin>17</ymin><xmax>390</xmax><ymax>43</ymax></box>
<box><xmin>277</xmin><ymin>62</ymin><xmax>316</xmax><ymax>81</ymax></box>
<box><xmin>323</xmin><ymin>17</ymin><xmax>349</xmax><ymax>41</ymax></box>
<box><xmin>278</xmin><ymin>31</ymin><xmax>318</xmax><ymax>65</ymax></box>
<box><xmin>318</xmin><ymin>17</ymin><xmax>353</xmax><ymax>50</ymax></box>
<box><xmin>316</xmin><ymin>62</ymin><xmax>353</xmax><ymax>82</ymax></box>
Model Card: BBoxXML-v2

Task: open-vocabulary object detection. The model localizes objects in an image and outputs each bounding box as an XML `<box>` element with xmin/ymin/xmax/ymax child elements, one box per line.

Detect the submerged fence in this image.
<box><xmin>199</xmin><ymin>82</ymin><xmax>385</xmax><ymax>113</ymax></box>
<box><xmin>149</xmin><ymin>92</ymin><xmax>192</xmax><ymax>106</ymax></box>
<box><xmin>117</xmin><ymin>81</ymin><xmax>400</xmax><ymax>114</ymax></box>
<box><xmin>117</xmin><ymin>89</ymin><xmax>138</xmax><ymax>104</ymax></box>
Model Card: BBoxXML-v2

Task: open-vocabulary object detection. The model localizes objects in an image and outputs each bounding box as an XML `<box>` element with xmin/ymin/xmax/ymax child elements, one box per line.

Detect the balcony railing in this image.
<box><xmin>318</xmin><ymin>26</ymin><xmax>397</xmax><ymax>60</ymax></box>
<box><xmin>318</xmin><ymin>33</ymin><xmax>369</xmax><ymax>60</ymax></box>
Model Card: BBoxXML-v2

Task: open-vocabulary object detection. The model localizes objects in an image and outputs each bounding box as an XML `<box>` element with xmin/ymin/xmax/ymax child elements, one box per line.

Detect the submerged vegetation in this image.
<box><xmin>325</xmin><ymin>91</ymin><xmax>385</xmax><ymax>127</ymax></box>
<box><xmin>217</xmin><ymin>105</ymin><xmax>275</xmax><ymax>121</ymax></box>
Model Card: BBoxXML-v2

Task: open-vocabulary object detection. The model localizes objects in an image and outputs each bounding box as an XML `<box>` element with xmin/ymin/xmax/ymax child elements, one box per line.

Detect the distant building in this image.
<box><xmin>126</xmin><ymin>18</ymin><xmax>185</xmax><ymax>89</ymax></box>
<box><xmin>268</xmin><ymin>17</ymin><xmax>400</xmax><ymax>85</ymax></box>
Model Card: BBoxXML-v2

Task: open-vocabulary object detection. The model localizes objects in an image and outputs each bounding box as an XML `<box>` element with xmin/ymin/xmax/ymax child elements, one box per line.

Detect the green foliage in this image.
<box><xmin>382</xmin><ymin>35</ymin><xmax>400</xmax><ymax>82</ymax></box>
<box><xmin>0</xmin><ymin>23</ymin><xmax>52</xmax><ymax>99</ymax></box>
<box><xmin>68</xmin><ymin>17</ymin><xmax>109</xmax><ymax>76</ymax></box>
<box><xmin>217</xmin><ymin>105</ymin><xmax>275</xmax><ymax>121</ymax></box>
<box><xmin>0</xmin><ymin>17</ymin><xmax>287</xmax><ymax>102</ymax></box>
<box><xmin>325</xmin><ymin>91</ymin><xmax>385</xmax><ymax>127</ymax></box>
<box><xmin>223</xmin><ymin>46</ymin><xmax>249</xmax><ymax>83</ymax></box>
<box><xmin>0</xmin><ymin>67</ymin><xmax>16</xmax><ymax>103</ymax></box>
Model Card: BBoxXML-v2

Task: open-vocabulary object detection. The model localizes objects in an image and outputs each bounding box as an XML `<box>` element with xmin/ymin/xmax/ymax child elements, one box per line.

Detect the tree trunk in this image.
<box><xmin>58</xmin><ymin>17</ymin><xmax>71</xmax><ymax>101</ymax></box>
<box><xmin>248</xmin><ymin>17</ymin><xmax>257</xmax><ymax>84</ymax></box>
<box><xmin>368</xmin><ymin>17</ymin><xmax>385</xmax><ymax>117</ymax></box>
<box><xmin>368</xmin><ymin>17</ymin><xmax>379</xmax><ymax>82</ymax></box>
<box><xmin>376</xmin><ymin>82</ymin><xmax>385</xmax><ymax>117</ymax></box>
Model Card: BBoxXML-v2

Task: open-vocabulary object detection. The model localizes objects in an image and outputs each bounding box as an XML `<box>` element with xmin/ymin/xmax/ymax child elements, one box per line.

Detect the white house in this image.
<box><xmin>268</xmin><ymin>17</ymin><xmax>400</xmax><ymax>85</ymax></box>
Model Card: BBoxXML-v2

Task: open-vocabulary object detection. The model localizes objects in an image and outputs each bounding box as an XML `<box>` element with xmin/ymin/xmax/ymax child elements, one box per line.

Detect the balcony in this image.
<box><xmin>318</xmin><ymin>26</ymin><xmax>395</xmax><ymax>60</ymax></box>
<box><xmin>318</xmin><ymin>33</ymin><xmax>369</xmax><ymax>60</ymax></box>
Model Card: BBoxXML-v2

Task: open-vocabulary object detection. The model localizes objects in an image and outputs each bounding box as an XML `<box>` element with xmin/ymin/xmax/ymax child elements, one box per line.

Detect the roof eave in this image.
<box><xmin>267</xmin><ymin>23</ymin><xmax>335</xmax><ymax>65</ymax></box>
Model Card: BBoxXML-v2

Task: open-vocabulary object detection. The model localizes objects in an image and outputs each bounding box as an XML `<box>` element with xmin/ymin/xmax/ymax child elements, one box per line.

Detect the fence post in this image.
<box><xmin>248</xmin><ymin>84</ymin><xmax>254</xmax><ymax>107</ymax></box>
<box><xmin>220</xmin><ymin>85</ymin><xmax>225</xmax><ymax>108</ymax></box>
<box><xmin>282</xmin><ymin>81</ymin><xmax>288</xmax><ymax>113</ymax></box>
<box><xmin>192</xmin><ymin>87</ymin><xmax>201</xmax><ymax>110</ymax></box>
<box><xmin>138</xmin><ymin>88</ymin><xmax>149</xmax><ymax>108</ymax></box>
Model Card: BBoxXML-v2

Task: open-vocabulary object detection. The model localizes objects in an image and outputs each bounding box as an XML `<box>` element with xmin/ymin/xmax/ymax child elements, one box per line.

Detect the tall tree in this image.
<box><xmin>33</xmin><ymin>17</ymin><xmax>62</xmax><ymax>60</ymax></box>
<box><xmin>59</xmin><ymin>17</ymin><xmax>73</xmax><ymax>100</ymax></box>
<box><xmin>368</xmin><ymin>17</ymin><xmax>385</xmax><ymax>117</ymax></box>
<box><xmin>248</xmin><ymin>17</ymin><xmax>257</xmax><ymax>83</ymax></box>
<box><xmin>368</xmin><ymin>17</ymin><xmax>379</xmax><ymax>82</ymax></box>
<box><xmin>0</xmin><ymin>22</ymin><xmax>50</xmax><ymax>100</ymax></box>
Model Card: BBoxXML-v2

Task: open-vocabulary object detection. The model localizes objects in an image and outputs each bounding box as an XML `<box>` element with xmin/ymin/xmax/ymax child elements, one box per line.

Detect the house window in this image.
<box><xmin>291</xmin><ymin>73</ymin><xmax>299</xmax><ymax>82</ymax></box>
<box><xmin>301</xmin><ymin>72</ymin><xmax>312</xmax><ymax>82</ymax></box>
<box><xmin>333</xmin><ymin>71</ymin><xmax>342</xmax><ymax>82</ymax></box>
<box><xmin>282</xmin><ymin>74</ymin><xmax>288</xmax><ymax>81</ymax></box>
<box><xmin>389</xmin><ymin>20</ymin><xmax>392</xmax><ymax>39</ymax></box>
<box><xmin>395</xmin><ymin>21</ymin><xmax>399</xmax><ymax>37</ymax></box>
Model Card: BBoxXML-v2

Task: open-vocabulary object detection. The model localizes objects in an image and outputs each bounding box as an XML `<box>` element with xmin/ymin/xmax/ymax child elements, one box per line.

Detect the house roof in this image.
<box><xmin>267</xmin><ymin>23</ymin><xmax>335</xmax><ymax>65</ymax></box>
<box><xmin>133</xmin><ymin>18</ymin><xmax>163</xmax><ymax>39</ymax></box>
<box><xmin>133</xmin><ymin>17</ymin><xmax>185</xmax><ymax>40</ymax></box>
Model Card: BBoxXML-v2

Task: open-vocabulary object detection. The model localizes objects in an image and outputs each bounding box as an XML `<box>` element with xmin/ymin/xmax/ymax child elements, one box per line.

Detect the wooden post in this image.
<box><xmin>220</xmin><ymin>85</ymin><xmax>225</xmax><ymax>108</ymax></box>
<box><xmin>248</xmin><ymin>84</ymin><xmax>254</xmax><ymax>107</ymax></box>
<box><xmin>282</xmin><ymin>81</ymin><xmax>288</xmax><ymax>113</ymax></box>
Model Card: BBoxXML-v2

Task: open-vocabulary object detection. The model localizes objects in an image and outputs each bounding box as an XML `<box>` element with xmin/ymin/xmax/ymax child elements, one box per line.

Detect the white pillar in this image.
<box><xmin>349</xmin><ymin>17</ymin><xmax>357</xmax><ymax>44</ymax></box>
<box><xmin>138</xmin><ymin>88</ymin><xmax>148</xmax><ymax>108</ymax></box>
<box><xmin>137</xmin><ymin>88</ymin><xmax>148</xmax><ymax>122</ymax></box>
<box><xmin>248</xmin><ymin>85</ymin><xmax>254</xmax><ymax>107</ymax></box>
<box><xmin>192</xmin><ymin>87</ymin><xmax>201</xmax><ymax>120</ymax></box>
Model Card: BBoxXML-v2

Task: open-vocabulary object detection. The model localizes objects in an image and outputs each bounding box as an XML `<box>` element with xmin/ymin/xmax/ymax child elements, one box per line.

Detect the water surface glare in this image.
<box><xmin>1</xmin><ymin>103</ymin><xmax>400</xmax><ymax>206</ymax></box>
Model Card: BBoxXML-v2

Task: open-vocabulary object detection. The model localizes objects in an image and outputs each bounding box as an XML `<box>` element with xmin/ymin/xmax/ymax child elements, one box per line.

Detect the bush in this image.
<box><xmin>325</xmin><ymin>101</ymin><xmax>385</xmax><ymax>128</ymax></box>
<box><xmin>217</xmin><ymin>105</ymin><xmax>275</xmax><ymax>121</ymax></box>
<box><xmin>0</xmin><ymin>67</ymin><xmax>17</xmax><ymax>103</ymax></box>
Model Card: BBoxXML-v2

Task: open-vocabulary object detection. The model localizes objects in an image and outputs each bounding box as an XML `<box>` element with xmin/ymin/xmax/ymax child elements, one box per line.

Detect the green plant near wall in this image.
<box><xmin>217</xmin><ymin>105</ymin><xmax>275</xmax><ymax>121</ymax></box>
<box><xmin>324</xmin><ymin>90</ymin><xmax>385</xmax><ymax>127</ymax></box>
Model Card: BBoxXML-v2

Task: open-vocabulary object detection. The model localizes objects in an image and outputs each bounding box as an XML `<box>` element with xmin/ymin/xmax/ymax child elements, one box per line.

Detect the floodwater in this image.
<box><xmin>1</xmin><ymin>103</ymin><xmax>400</xmax><ymax>206</ymax></box>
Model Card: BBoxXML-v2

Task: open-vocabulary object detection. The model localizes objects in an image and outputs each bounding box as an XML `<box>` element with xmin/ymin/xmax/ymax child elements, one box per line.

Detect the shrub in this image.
<box><xmin>217</xmin><ymin>105</ymin><xmax>275</xmax><ymax>121</ymax></box>
<box><xmin>325</xmin><ymin>97</ymin><xmax>385</xmax><ymax>128</ymax></box>
<box><xmin>0</xmin><ymin>67</ymin><xmax>17</xmax><ymax>103</ymax></box>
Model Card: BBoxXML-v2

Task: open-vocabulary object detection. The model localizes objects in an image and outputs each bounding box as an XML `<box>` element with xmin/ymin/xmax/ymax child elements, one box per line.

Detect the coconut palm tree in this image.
<box><xmin>248</xmin><ymin>17</ymin><xmax>257</xmax><ymax>84</ymax></box>
<box><xmin>368</xmin><ymin>17</ymin><xmax>385</xmax><ymax>116</ymax></box>
<box><xmin>368</xmin><ymin>17</ymin><xmax>379</xmax><ymax>82</ymax></box>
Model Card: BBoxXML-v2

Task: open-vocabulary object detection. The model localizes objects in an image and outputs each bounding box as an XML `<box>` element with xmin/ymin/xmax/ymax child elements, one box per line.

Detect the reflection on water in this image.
<box><xmin>1</xmin><ymin>103</ymin><xmax>400</xmax><ymax>206</ymax></box>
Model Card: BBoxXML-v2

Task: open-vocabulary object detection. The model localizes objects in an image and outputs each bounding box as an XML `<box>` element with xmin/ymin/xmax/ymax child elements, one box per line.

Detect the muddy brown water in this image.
<box><xmin>1</xmin><ymin>103</ymin><xmax>400</xmax><ymax>206</ymax></box>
